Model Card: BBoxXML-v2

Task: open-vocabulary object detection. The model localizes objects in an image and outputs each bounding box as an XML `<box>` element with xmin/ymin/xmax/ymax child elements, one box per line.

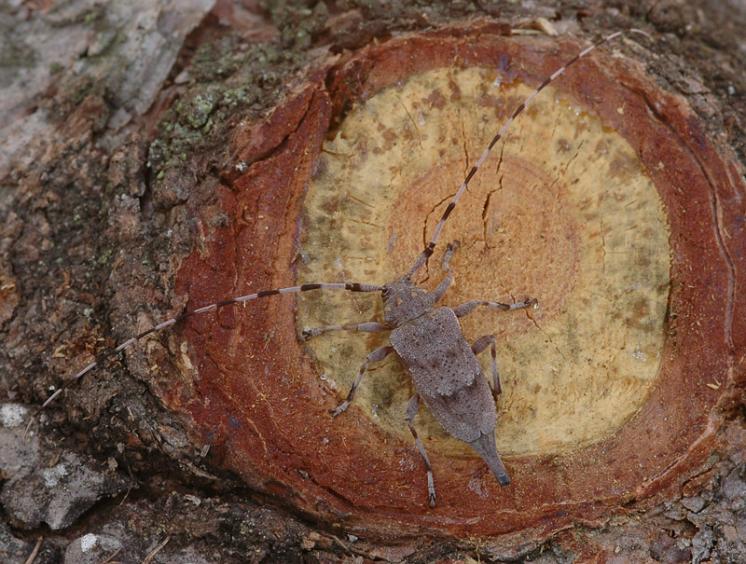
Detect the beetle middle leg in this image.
<box><xmin>331</xmin><ymin>345</ymin><xmax>395</xmax><ymax>417</ymax></box>
<box><xmin>406</xmin><ymin>394</ymin><xmax>437</xmax><ymax>507</ymax></box>
<box><xmin>472</xmin><ymin>334</ymin><xmax>501</xmax><ymax>400</ymax></box>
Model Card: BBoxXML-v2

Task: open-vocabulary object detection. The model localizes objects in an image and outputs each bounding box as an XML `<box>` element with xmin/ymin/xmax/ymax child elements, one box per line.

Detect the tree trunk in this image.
<box><xmin>1</xmin><ymin>1</ymin><xmax>744</xmax><ymax>562</ymax></box>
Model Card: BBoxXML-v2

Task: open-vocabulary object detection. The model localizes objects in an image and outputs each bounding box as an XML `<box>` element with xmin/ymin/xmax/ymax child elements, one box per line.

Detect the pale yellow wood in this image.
<box><xmin>298</xmin><ymin>67</ymin><xmax>670</xmax><ymax>456</ymax></box>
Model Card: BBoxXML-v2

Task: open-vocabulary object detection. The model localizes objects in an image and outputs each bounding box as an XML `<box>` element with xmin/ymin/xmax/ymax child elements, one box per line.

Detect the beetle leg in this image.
<box><xmin>331</xmin><ymin>345</ymin><xmax>395</xmax><ymax>417</ymax></box>
<box><xmin>301</xmin><ymin>321</ymin><xmax>388</xmax><ymax>340</ymax></box>
<box><xmin>406</xmin><ymin>394</ymin><xmax>437</xmax><ymax>508</ymax></box>
<box><xmin>440</xmin><ymin>240</ymin><xmax>460</xmax><ymax>272</ymax></box>
<box><xmin>472</xmin><ymin>334</ymin><xmax>501</xmax><ymax>400</ymax></box>
<box><xmin>420</xmin><ymin>241</ymin><xmax>460</xmax><ymax>303</ymax></box>
<box><xmin>453</xmin><ymin>297</ymin><xmax>537</xmax><ymax>318</ymax></box>
<box><xmin>430</xmin><ymin>274</ymin><xmax>453</xmax><ymax>303</ymax></box>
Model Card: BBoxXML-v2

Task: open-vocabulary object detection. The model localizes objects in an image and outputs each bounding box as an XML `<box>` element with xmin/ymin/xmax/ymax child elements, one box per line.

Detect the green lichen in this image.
<box><xmin>262</xmin><ymin>0</ymin><xmax>329</xmax><ymax>48</ymax></box>
<box><xmin>146</xmin><ymin>35</ymin><xmax>307</xmax><ymax>187</ymax></box>
<box><xmin>97</xmin><ymin>248</ymin><xmax>114</xmax><ymax>266</ymax></box>
<box><xmin>191</xmin><ymin>37</ymin><xmax>246</xmax><ymax>82</ymax></box>
<box><xmin>83</xmin><ymin>10</ymin><xmax>99</xmax><ymax>25</ymax></box>
<box><xmin>176</xmin><ymin>89</ymin><xmax>220</xmax><ymax>130</ymax></box>
<box><xmin>221</xmin><ymin>87</ymin><xmax>254</xmax><ymax>110</ymax></box>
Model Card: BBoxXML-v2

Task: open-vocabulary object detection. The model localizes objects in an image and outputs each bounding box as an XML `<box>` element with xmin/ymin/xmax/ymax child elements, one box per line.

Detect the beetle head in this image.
<box><xmin>382</xmin><ymin>278</ymin><xmax>434</xmax><ymax>326</ymax></box>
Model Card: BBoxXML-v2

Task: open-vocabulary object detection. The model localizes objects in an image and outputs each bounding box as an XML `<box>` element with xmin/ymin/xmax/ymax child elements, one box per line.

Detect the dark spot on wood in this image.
<box><xmin>427</xmin><ymin>89</ymin><xmax>446</xmax><ymax>109</ymax></box>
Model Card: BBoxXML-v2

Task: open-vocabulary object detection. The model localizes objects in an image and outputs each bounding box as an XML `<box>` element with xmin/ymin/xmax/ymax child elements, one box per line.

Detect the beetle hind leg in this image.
<box><xmin>406</xmin><ymin>394</ymin><xmax>437</xmax><ymax>507</ymax></box>
<box><xmin>471</xmin><ymin>334</ymin><xmax>501</xmax><ymax>401</ymax></box>
<box><xmin>453</xmin><ymin>297</ymin><xmax>537</xmax><ymax>318</ymax></box>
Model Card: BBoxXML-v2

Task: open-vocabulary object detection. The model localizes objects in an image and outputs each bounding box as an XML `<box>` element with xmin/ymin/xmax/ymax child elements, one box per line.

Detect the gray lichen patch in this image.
<box><xmin>298</xmin><ymin>66</ymin><xmax>670</xmax><ymax>457</ymax></box>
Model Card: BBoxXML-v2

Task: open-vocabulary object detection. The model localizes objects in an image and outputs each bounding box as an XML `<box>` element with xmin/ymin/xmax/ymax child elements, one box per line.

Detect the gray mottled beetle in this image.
<box><xmin>37</xmin><ymin>29</ymin><xmax>645</xmax><ymax>506</ymax></box>
<box><xmin>354</xmin><ymin>252</ymin><xmax>536</xmax><ymax>505</ymax></box>
<box><xmin>301</xmin><ymin>239</ymin><xmax>536</xmax><ymax>506</ymax></box>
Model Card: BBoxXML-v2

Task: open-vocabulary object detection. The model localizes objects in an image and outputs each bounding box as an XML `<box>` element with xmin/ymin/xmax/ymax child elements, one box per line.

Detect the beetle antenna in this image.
<box><xmin>27</xmin><ymin>281</ymin><xmax>382</xmax><ymax>430</ymax></box>
<box><xmin>405</xmin><ymin>28</ymin><xmax>650</xmax><ymax>279</ymax></box>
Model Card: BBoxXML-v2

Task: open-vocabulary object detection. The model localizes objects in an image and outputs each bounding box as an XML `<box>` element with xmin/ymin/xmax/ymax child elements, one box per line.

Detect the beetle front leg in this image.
<box><xmin>453</xmin><ymin>297</ymin><xmax>537</xmax><ymax>318</ymax></box>
<box><xmin>302</xmin><ymin>321</ymin><xmax>388</xmax><ymax>340</ymax></box>
<box><xmin>429</xmin><ymin>274</ymin><xmax>453</xmax><ymax>303</ymax></box>
<box><xmin>331</xmin><ymin>345</ymin><xmax>395</xmax><ymax>417</ymax></box>
<box><xmin>441</xmin><ymin>240</ymin><xmax>460</xmax><ymax>273</ymax></box>
<box><xmin>472</xmin><ymin>334</ymin><xmax>501</xmax><ymax>400</ymax></box>
<box><xmin>428</xmin><ymin>242</ymin><xmax>459</xmax><ymax>303</ymax></box>
<box><xmin>406</xmin><ymin>394</ymin><xmax>437</xmax><ymax>508</ymax></box>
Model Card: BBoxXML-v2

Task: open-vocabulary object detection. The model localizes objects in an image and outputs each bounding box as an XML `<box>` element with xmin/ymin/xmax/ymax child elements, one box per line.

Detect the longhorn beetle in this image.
<box><xmin>34</xmin><ymin>29</ymin><xmax>648</xmax><ymax>506</ymax></box>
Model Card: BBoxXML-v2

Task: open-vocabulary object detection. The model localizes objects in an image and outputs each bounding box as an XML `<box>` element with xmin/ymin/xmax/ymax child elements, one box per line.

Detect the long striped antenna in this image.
<box><xmin>406</xmin><ymin>28</ymin><xmax>651</xmax><ymax>278</ymax></box>
<box><xmin>28</xmin><ymin>281</ymin><xmax>382</xmax><ymax>427</ymax></box>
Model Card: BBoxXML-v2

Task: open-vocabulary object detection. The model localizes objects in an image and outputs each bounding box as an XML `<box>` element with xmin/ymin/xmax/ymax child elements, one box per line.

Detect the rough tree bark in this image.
<box><xmin>1</xmin><ymin>1</ymin><xmax>744</xmax><ymax>563</ymax></box>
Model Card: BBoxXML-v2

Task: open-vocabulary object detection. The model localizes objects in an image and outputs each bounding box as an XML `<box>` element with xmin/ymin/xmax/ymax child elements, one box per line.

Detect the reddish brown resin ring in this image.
<box><xmin>154</xmin><ymin>25</ymin><xmax>744</xmax><ymax>538</ymax></box>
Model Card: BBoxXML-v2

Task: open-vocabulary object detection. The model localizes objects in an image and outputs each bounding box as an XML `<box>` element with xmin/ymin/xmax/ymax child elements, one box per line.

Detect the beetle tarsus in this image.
<box><xmin>330</xmin><ymin>401</ymin><xmax>349</xmax><ymax>417</ymax></box>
